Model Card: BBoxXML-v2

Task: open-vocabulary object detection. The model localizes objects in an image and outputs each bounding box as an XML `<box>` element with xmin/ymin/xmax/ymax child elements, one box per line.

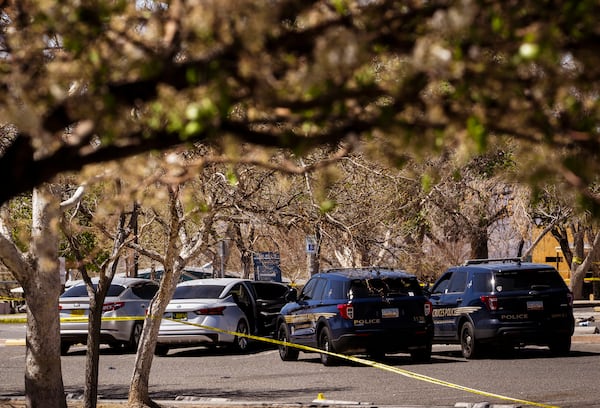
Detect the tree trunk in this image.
<box><xmin>84</xmin><ymin>295</ymin><xmax>103</xmax><ymax>408</ymax></box>
<box><xmin>570</xmin><ymin>262</ymin><xmax>585</xmax><ymax>299</ymax></box>
<box><xmin>24</xmin><ymin>187</ymin><xmax>66</xmax><ymax>408</ymax></box>
<box><xmin>128</xmin><ymin>266</ymin><xmax>182</xmax><ymax>408</ymax></box>
<box><xmin>469</xmin><ymin>227</ymin><xmax>489</xmax><ymax>259</ymax></box>
<box><xmin>569</xmin><ymin>230</ymin><xmax>600</xmax><ymax>300</ymax></box>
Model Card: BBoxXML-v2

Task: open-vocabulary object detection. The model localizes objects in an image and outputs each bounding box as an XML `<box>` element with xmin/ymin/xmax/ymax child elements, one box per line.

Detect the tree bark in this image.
<box><xmin>469</xmin><ymin>227</ymin><xmax>489</xmax><ymax>259</ymax></box>
<box><xmin>24</xmin><ymin>187</ymin><xmax>67</xmax><ymax>408</ymax></box>
<box><xmin>570</xmin><ymin>230</ymin><xmax>600</xmax><ymax>299</ymax></box>
<box><xmin>128</xmin><ymin>265</ymin><xmax>180</xmax><ymax>408</ymax></box>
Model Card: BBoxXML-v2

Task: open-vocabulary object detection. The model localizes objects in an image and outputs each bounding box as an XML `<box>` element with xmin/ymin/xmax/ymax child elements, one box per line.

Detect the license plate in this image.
<box><xmin>70</xmin><ymin>309</ymin><xmax>84</xmax><ymax>316</ymax></box>
<box><xmin>527</xmin><ymin>300</ymin><xmax>544</xmax><ymax>311</ymax></box>
<box><xmin>172</xmin><ymin>312</ymin><xmax>187</xmax><ymax>320</ymax></box>
<box><xmin>381</xmin><ymin>308</ymin><xmax>399</xmax><ymax>318</ymax></box>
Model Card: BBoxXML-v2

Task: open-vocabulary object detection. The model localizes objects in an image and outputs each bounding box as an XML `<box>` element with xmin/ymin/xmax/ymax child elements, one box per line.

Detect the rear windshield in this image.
<box><xmin>349</xmin><ymin>277</ymin><xmax>422</xmax><ymax>299</ymax></box>
<box><xmin>172</xmin><ymin>285</ymin><xmax>224</xmax><ymax>299</ymax></box>
<box><xmin>493</xmin><ymin>269</ymin><xmax>567</xmax><ymax>292</ymax></box>
<box><xmin>61</xmin><ymin>284</ymin><xmax>125</xmax><ymax>298</ymax></box>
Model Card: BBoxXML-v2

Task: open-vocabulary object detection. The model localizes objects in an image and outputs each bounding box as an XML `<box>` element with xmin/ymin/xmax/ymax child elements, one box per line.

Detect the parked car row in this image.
<box><xmin>59</xmin><ymin>276</ymin><xmax>294</xmax><ymax>356</ymax></box>
<box><xmin>59</xmin><ymin>259</ymin><xmax>575</xmax><ymax>365</ymax></box>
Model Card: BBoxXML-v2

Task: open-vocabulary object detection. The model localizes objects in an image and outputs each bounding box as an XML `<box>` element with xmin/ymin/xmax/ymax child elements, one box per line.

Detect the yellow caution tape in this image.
<box><xmin>0</xmin><ymin>314</ymin><xmax>559</xmax><ymax>408</ymax></box>
<box><xmin>0</xmin><ymin>296</ymin><xmax>25</xmax><ymax>302</ymax></box>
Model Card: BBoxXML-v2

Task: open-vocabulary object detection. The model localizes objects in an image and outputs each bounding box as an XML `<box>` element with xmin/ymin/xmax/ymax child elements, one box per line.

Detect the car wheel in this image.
<box><xmin>231</xmin><ymin>319</ymin><xmax>250</xmax><ymax>352</ymax></box>
<box><xmin>154</xmin><ymin>344</ymin><xmax>169</xmax><ymax>356</ymax></box>
<box><xmin>126</xmin><ymin>322</ymin><xmax>143</xmax><ymax>352</ymax></box>
<box><xmin>410</xmin><ymin>342</ymin><xmax>432</xmax><ymax>363</ymax></box>
<box><xmin>318</xmin><ymin>326</ymin><xmax>339</xmax><ymax>366</ymax></box>
<box><xmin>277</xmin><ymin>323</ymin><xmax>299</xmax><ymax>361</ymax></box>
<box><xmin>460</xmin><ymin>322</ymin><xmax>481</xmax><ymax>359</ymax></box>
<box><xmin>60</xmin><ymin>341</ymin><xmax>71</xmax><ymax>356</ymax></box>
<box><xmin>548</xmin><ymin>335</ymin><xmax>571</xmax><ymax>356</ymax></box>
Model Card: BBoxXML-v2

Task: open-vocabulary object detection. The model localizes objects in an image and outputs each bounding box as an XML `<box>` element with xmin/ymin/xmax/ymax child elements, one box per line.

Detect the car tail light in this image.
<box><xmin>424</xmin><ymin>300</ymin><xmax>432</xmax><ymax>317</ymax></box>
<box><xmin>102</xmin><ymin>302</ymin><xmax>125</xmax><ymax>312</ymax></box>
<box><xmin>194</xmin><ymin>306</ymin><xmax>226</xmax><ymax>315</ymax></box>
<box><xmin>337</xmin><ymin>303</ymin><xmax>354</xmax><ymax>320</ymax></box>
<box><xmin>567</xmin><ymin>292</ymin><xmax>574</xmax><ymax>307</ymax></box>
<box><xmin>480</xmin><ymin>295</ymin><xmax>498</xmax><ymax>311</ymax></box>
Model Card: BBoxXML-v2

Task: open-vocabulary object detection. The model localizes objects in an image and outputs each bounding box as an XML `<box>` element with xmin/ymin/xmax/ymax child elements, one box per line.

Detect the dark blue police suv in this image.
<box><xmin>428</xmin><ymin>258</ymin><xmax>574</xmax><ymax>359</ymax></box>
<box><xmin>276</xmin><ymin>267</ymin><xmax>433</xmax><ymax>365</ymax></box>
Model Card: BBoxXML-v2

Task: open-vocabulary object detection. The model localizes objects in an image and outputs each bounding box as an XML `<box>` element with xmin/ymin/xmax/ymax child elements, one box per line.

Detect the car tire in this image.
<box><xmin>230</xmin><ymin>319</ymin><xmax>250</xmax><ymax>352</ymax></box>
<box><xmin>410</xmin><ymin>342</ymin><xmax>432</xmax><ymax>363</ymax></box>
<box><xmin>154</xmin><ymin>344</ymin><xmax>169</xmax><ymax>356</ymax></box>
<box><xmin>125</xmin><ymin>322</ymin><xmax>143</xmax><ymax>352</ymax></box>
<box><xmin>318</xmin><ymin>326</ymin><xmax>339</xmax><ymax>366</ymax></box>
<box><xmin>60</xmin><ymin>341</ymin><xmax>71</xmax><ymax>356</ymax></box>
<box><xmin>548</xmin><ymin>335</ymin><xmax>571</xmax><ymax>356</ymax></box>
<box><xmin>460</xmin><ymin>322</ymin><xmax>481</xmax><ymax>359</ymax></box>
<box><xmin>277</xmin><ymin>323</ymin><xmax>299</xmax><ymax>361</ymax></box>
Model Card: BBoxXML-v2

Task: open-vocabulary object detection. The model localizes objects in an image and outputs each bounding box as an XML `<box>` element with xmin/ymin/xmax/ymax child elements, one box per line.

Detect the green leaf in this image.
<box><xmin>467</xmin><ymin>116</ymin><xmax>487</xmax><ymax>152</ymax></box>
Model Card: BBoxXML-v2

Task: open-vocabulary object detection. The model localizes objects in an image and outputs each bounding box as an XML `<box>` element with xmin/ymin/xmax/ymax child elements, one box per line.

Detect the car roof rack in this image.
<box><xmin>463</xmin><ymin>258</ymin><xmax>522</xmax><ymax>266</ymax></box>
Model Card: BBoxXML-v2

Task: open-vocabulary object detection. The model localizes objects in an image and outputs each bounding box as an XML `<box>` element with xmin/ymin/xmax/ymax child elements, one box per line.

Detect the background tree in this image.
<box><xmin>533</xmin><ymin>184</ymin><xmax>600</xmax><ymax>299</ymax></box>
<box><xmin>422</xmin><ymin>148</ymin><xmax>517</xmax><ymax>260</ymax></box>
<box><xmin>60</xmin><ymin>180</ymin><xmax>140</xmax><ymax>408</ymax></box>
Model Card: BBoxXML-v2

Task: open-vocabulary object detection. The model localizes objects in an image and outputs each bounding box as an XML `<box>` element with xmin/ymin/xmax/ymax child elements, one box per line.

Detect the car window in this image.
<box><xmin>473</xmin><ymin>272</ymin><xmax>493</xmax><ymax>292</ymax></box>
<box><xmin>300</xmin><ymin>278</ymin><xmax>318</xmax><ymax>300</ymax></box>
<box><xmin>322</xmin><ymin>280</ymin><xmax>347</xmax><ymax>300</ymax></box>
<box><xmin>431</xmin><ymin>273</ymin><xmax>452</xmax><ymax>294</ymax></box>
<box><xmin>131</xmin><ymin>282</ymin><xmax>160</xmax><ymax>299</ymax></box>
<box><xmin>172</xmin><ymin>284</ymin><xmax>224</xmax><ymax>299</ymax></box>
<box><xmin>252</xmin><ymin>282</ymin><xmax>288</xmax><ymax>300</ymax></box>
<box><xmin>493</xmin><ymin>269</ymin><xmax>567</xmax><ymax>292</ymax></box>
<box><xmin>229</xmin><ymin>283</ymin><xmax>252</xmax><ymax>306</ymax></box>
<box><xmin>312</xmin><ymin>278</ymin><xmax>328</xmax><ymax>301</ymax></box>
<box><xmin>61</xmin><ymin>284</ymin><xmax>126</xmax><ymax>298</ymax></box>
<box><xmin>447</xmin><ymin>271</ymin><xmax>468</xmax><ymax>293</ymax></box>
<box><xmin>349</xmin><ymin>277</ymin><xmax>422</xmax><ymax>298</ymax></box>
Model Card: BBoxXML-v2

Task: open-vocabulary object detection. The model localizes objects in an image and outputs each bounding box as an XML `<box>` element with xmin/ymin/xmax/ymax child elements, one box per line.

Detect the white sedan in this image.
<box><xmin>155</xmin><ymin>278</ymin><xmax>257</xmax><ymax>356</ymax></box>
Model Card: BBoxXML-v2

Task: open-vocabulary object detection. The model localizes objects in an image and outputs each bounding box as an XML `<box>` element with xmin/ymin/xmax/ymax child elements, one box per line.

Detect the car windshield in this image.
<box><xmin>493</xmin><ymin>269</ymin><xmax>567</xmax><ymax>292</ymax></box>
<box><xmin>172</xmin><ymin>285</ymin><xmax>225</xmax><ymax>299</ymax></box>
<box><xmin>61</xmin><ymin>284</ymin><xmax>125</xmax><ymax>298</ymax></box>
<box><xmin>349</xmin><ymin>277</ymin><xmax>422</xmax><ymax>298</ymax></box>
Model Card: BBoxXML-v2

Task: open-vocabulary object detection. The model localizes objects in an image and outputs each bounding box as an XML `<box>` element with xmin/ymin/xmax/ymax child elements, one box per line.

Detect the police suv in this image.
<box><xmin>276</xmin><ymin>267</ymin><xmax>434</xmax><ymax>365</ymax></box>
<box><xmin>428</xmin><ymin>258</ymin><xmax>574</xmax><ymax>359</ymax></box>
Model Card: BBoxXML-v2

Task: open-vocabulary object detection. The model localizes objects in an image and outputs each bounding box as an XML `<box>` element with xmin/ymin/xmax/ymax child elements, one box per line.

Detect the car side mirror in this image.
<box><xmin>285</xmin><ymin>288</ymin><xmax>298</xmax><ymax>302</ymax></box>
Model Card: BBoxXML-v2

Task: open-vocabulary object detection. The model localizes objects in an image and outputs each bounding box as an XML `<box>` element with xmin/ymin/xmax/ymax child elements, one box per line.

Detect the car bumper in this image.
<box><xmin>156</xmin><ymin>316</ymin><xmax>234</xmax><ymax>346</ymax></box>
<box><xmin>332</xmin><ymin>327</ymin><xmax>433</xmax><ymax>355</ymax></box>
<box><xmin>60</xmin><ymin>319</ymin><xmax>136</xmax><ymax>344</ymax></box>
<box><xmin>474</xmin><ymin>318</ymin><xmax>575</xmax><ymax>345</ymax></box>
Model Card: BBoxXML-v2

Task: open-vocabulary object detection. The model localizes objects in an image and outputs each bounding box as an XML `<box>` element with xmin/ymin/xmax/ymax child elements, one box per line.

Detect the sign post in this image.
<box><xmin>306</xmin><ymin>235</ymin><xmax>318</xmax><ymax>276</ymax></box>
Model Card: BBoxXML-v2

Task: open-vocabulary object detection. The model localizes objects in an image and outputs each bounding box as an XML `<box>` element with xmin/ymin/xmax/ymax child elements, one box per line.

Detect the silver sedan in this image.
<box><xmin>155</xmin><ymin>278</ymin><xmax>255</xmax><ymax>356</ymax></box>
<box><xmin>59</xmin><ymin>277</ymin><xmax>159</xmax><ymax>355</ymax></box>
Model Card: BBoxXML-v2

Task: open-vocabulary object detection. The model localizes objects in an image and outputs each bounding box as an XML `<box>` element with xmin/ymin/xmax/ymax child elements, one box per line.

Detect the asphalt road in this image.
<box><xmin>1</xmin><ymin>308</ymin><xmax>600</xmax><ymax>407</ymax></box>
<box><xmin>2</xmin><ymin>338</ymin><xmax>600</xmax><ymax>406</ymax></box>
